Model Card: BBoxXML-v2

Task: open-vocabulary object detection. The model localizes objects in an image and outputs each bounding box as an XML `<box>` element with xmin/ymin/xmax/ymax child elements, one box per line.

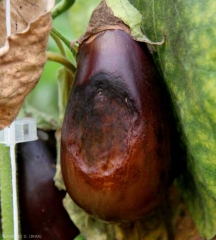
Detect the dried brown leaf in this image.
<box><xmin>0</xmin><ymin>0</ymin><xmax>55</xmax><ymax>129</ymax></box>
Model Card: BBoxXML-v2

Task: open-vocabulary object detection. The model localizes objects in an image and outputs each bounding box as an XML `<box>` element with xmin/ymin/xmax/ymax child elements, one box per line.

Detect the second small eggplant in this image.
<box><xmin>18</xmin><ymin>130</ymin><xmax>79</xmax><ymax>239</ymax></box>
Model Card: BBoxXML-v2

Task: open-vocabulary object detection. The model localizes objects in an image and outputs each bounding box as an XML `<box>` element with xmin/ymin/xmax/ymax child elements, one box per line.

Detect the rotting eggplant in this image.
<box><xmin>61</xmin><ymin>28</ymin><xmax>178</xmax><ymax>223</ymax></box>
<box><xmin>17</xmin><ymin>130</ymin><xmax>79</xmax><ymax>239</ymax></box>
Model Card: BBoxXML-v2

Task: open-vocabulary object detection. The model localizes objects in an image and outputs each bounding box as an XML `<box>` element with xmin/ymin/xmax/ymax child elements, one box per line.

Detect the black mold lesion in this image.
<box><xmin>67</xmin><ymin>72</ymin><xmax>140</xmax><ymax>167</ymax></box>
<box><xmin>70</xmin><ymin>72</ymin><xmax>139</xmax><ymax>119</ymax></box>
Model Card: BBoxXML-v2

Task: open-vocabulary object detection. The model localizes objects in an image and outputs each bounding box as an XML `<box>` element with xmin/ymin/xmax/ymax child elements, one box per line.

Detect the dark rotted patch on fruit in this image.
<box><xmin>66</xmin><ymin>72</ymin><xmax>141</xmax><ymax>177</ymax></box>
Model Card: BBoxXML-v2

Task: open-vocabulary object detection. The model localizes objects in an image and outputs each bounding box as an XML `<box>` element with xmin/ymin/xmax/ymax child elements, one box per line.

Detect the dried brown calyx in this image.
<box><xmin>75</xmin><ymin>0</ymin><xmax>130</xmax><ymax>46</ymax></box>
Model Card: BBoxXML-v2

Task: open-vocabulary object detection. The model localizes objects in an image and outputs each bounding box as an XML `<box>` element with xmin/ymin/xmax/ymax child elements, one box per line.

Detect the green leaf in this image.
<box><xmin>128</xmin><ymin>0</ymin><xmax>216</xmax><ymax>239</ymax></box>
<box><xmin>105</xmin><ymin>0</ymin><xmax>163</xmax><ymax>44</ymax></box>
<box><xmin>74</xmin><ymin>234</ymin><xmax>85</xmax><ymax>240</ymax></box>
<box><xmin>63</xmin><ymin>194</ymin><xmax>116</xmax><ymax>240</ymax></box>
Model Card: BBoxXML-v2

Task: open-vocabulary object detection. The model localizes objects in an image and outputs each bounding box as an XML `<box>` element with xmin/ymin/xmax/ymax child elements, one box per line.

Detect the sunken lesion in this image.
<box><xmin>67</xmin><ymin>72</ymin><xmax>141</xmax><ymax>174</ymax></box>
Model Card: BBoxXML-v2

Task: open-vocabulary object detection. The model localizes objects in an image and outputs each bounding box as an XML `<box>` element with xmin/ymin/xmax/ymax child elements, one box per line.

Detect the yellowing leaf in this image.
<box><xmin>0</xmin><ymin>0</ymin><xmax>55</xmax><ymax>129</ymax></box>
<box><xmin>63</xmin><ymin>186</ymin><xmax>201</xmax><ymax>240</ymax></box>
<box><xmin>128</xmin><ymin>0</ymin><xmax>216</xmax><ymax>239</ymax></box>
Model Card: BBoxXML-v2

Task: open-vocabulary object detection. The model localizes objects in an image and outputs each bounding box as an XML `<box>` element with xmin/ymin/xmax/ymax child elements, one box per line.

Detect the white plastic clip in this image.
<box><xmin>0</xmin><ymin>118</ymin><xmax>37</xmax><ymax>240</ymax></box>
<box><xmin>0</xmin><ymin>118</ymin><xmax>38</xmax><ymax>146</ymax></box>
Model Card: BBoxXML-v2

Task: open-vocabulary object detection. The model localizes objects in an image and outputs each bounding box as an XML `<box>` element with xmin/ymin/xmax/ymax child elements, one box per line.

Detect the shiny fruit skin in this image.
<box><xmin>61</xmin><ymin>29</ymin><xmax>174</xmax><ymax>223</ymax></box>
<box><xmin>18</xmin><ymin>131</ymin><xmax>79</xmax><ymax>239</ymax></box>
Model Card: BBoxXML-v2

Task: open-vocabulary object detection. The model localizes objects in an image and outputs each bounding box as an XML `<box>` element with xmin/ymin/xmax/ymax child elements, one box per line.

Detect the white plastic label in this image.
<box><xmin>0</xmin><ymin>118</ymin><xmax>38</xmax><ymax>146</ymax></box>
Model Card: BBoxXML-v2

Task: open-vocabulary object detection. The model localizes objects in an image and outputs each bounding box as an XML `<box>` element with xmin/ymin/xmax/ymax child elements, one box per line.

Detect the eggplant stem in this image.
<box><xmin>46</xmin><ymin>51</ymin><xmax>76</xmax><ymax>75</ymax></box>
<box><xmin>50</xmin><ymin>31</ymin><xmax>66</xmax><ymax>57</ymax></box>
<box><xmin>51</xmin><ymin>28</ymin><xmax>70</xmax><ymax>50</ymax></box>
<box><xmin>51</xmin><ymin>28</ymin><xmax>77</xmax><ymax>58</ymax></box>
<box><xmin>51</xmin><ymin>0</ymin><xmax>75</xmax><ymax>19</ymax></box>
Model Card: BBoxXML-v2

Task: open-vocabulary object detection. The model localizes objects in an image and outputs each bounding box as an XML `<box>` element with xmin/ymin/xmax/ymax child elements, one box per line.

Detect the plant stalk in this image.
<box><xmin>50</xmin><ymin>31</ymin><xmax>66</xmax><ymax>57</ymax></box>
<box><xmin>51</xmin><ymin>0</ymin><xmax>75</xmax><ymax>19</ymax></box>
<box><xmin>46</xmin><ymin>51</ymin><xmax>76</xmax><ymax>75</ymax></box>
<box><xmin>51</xmin><ymin>27</ymin><xmax>71</xmax><ymax>50</ymax></box>
<box><xmin>51</xmin><ymin>27</ymin><xmax>77</xmax><ymax>57</ymax></box>
<box><xmin>0</xmin><ymin>145</ymin><xmax>14</xmax><ymax>239</ymax></box>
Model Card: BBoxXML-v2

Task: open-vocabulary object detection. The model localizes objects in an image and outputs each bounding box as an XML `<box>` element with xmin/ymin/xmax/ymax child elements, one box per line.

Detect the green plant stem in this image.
<box><xmin>46</xmin><ymin>51</ymin><xmax>76</xmax><ymax>75</ymax></box>
<box><xmin>51</xmin><ymin>27</ymin><xmax>71</xmax><ymax>50</ymax></box>
<box><xmin>50</xmin><ymin>31</ymin><xmax>66</xmax><ymax>57</ymax></box>
<box><xmin>0</xmin><ymin>145</ymin><xmax>14</xmax><ymax>238</ymax></box>
<box><xmin>51</xmin><ymin>0</ymin><xmax>75</xmax><ymax>19</ymax></box>
<box><xmin>51</xmin><ymin>27</ymin><xmax>77</xmax><ymax>57</ymax></box>
<box><xmin>57</xmin><ymin>66</ymin><xmax>74</xmax><ymax>122</ymax></box>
